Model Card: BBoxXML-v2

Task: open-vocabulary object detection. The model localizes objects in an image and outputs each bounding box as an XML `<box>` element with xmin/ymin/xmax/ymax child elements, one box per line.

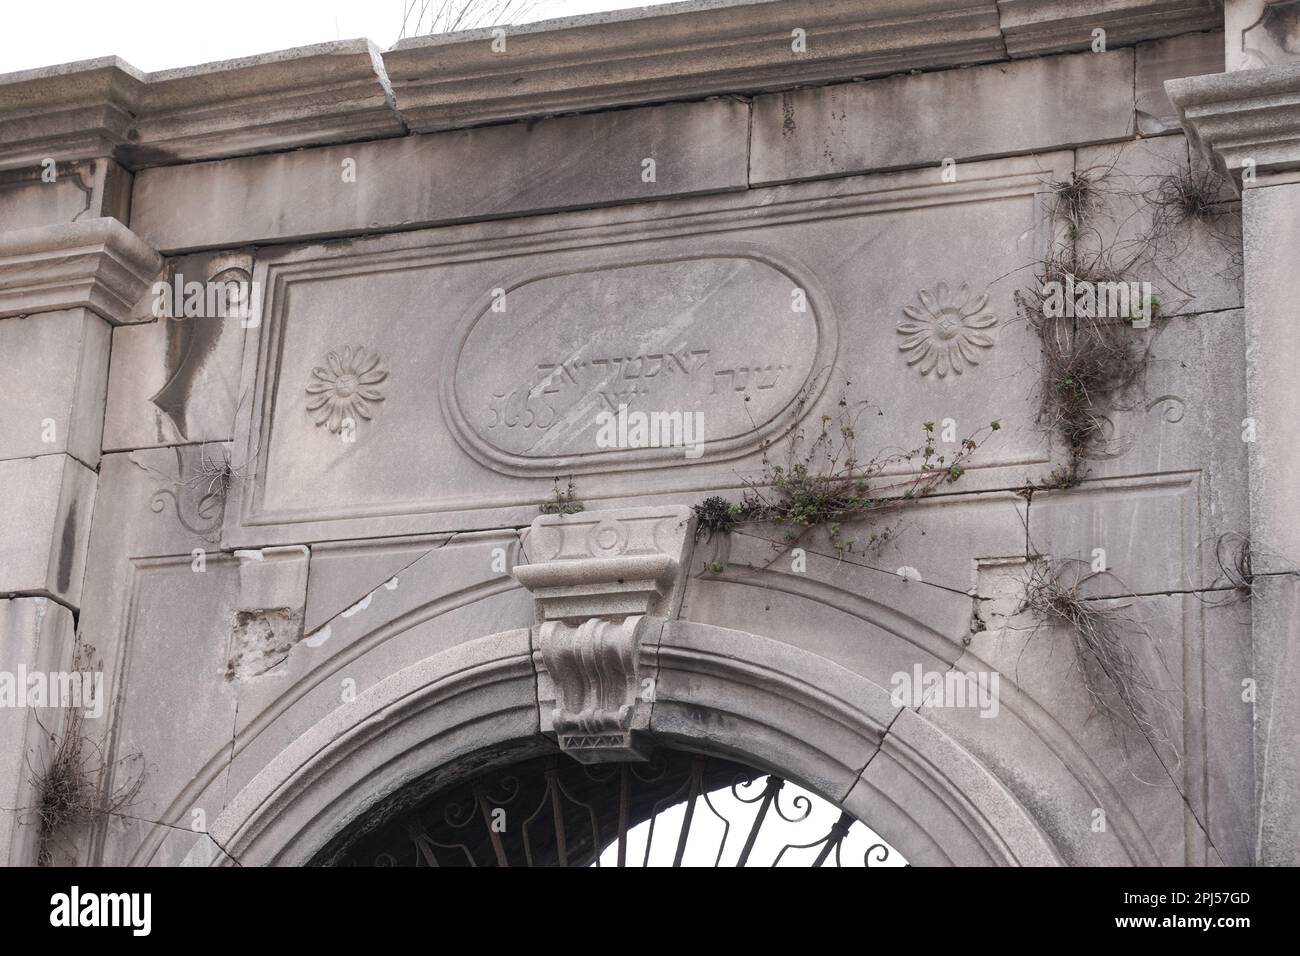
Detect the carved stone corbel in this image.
<box><xmin>514</xmin><ymin>506</ymin><xmax>694</xmax><ymax>763</ymax></box>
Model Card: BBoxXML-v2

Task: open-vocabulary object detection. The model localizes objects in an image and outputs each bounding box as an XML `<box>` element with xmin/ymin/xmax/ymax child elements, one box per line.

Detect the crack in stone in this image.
<box><xmin>300</xmin><ymin>532</ymin><xmax>463</xmax><ymax>643</ymax></box>
<box><xmin>110</xmin><ymin>809</ymin><xmax>243</xmax><ymax>867</ymax></box>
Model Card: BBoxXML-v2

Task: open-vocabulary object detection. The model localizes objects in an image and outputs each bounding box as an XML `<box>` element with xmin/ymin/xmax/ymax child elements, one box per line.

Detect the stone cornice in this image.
<box><xmin>0</xmin><ymin>57</ymin><xmax>143</xmax><ymax>172</ymax></box>
<box><xmin>385</xmin><ymin>0</ymin><xmax>1222</xmax><ymax>131</ymax></box>
<box><xmin>1167</xmin><ymin>62</ymin><xmax>1300</xmax><ymax>187</ymax></box>
<box><xmin>998</xmin><ymin>0</ymin><xmax>1223</xmax><ymax>57</ymax></box>
<box><xmin>0</xmin><ymin>218</ymin><xmax>162</xmax><ymax>324</ymax></box>
<box><xmin>0</xmin><ymin>41</ymin><xmax>404</xmax><ymax>172</ymax></box>
<box><xmin>383</xmin><ymin>0</ymin><xmax>1008</xmax><ymax>133</ymax></box>
<box><xmin>0</xmin><ymin>0</ymin><xmax>1223</xmax><ymax>168</ymax></box>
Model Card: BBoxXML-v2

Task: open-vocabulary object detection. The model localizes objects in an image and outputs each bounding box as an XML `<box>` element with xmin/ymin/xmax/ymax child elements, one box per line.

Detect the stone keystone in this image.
<box><xmin>514</xmin><ymin>505</ymin><xmax>695</xmax><ymax>763</ymax></box>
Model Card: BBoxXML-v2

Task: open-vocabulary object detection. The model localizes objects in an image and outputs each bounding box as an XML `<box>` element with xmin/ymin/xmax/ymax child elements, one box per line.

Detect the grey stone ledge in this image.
<box><xmin>0</xmin><ymin>40</ymin><xmax>404</xmax><ymax>172</ymax></box>
<box><xmin>1167</xmin><ymin>61</ymin><xmax>1300</xmax><ymax>188</ymax></box>
<box><xmin>998</xmin><ymin>0</ymin><xmax>1223</xmax><ymax>58</ymax></box>
<box><xmin>382</xmin><ymin>0</ymin><xmax>1009</xmax><ymax>133</ymax></box>
<box><xmin>0</xmin><ymin>218</ymin><xmax>162</xmax><ymax>325</ymax></box>
<box><xmin>0</xmin><ymin>0</ymin><xmax>1224</xmax><ymax>170</ymax></box>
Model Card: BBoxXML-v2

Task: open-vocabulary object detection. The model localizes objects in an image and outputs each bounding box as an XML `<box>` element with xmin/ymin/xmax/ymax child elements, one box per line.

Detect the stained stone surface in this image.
<box><xmin>0</xmin><ymin>598</ymin><xmax>75</xmax><ymax>865</ymax></box>
<box><xmin>0</xmin><ymin>159</ymin><xmax>131</xmax><ymax>231</ymax></box>
<box><xmin>1229</xmin><ymin>0</ymin><xmax>1300</xmax><ymax>70</ymax></box>
<box><xmin>1136</xmin><ymin>31</ymin><xmax>1226</xmax><ymax>135</ymax></box>
<box><xmin>102</xmin><ymin>251</ymin><xmax>252</xmax><ymax>451</ymax></box>
<box><xmin>1241</xmin><ymin>179</ymin><xmax>1300</xmax><ymax>865</ymax></box>
<box><xmin>223</xmin><ymin>152</ymin><xmax>1063</xmax><ymax>547</ymax></box>
<box><xmin>0</xmin><ymin>454</ymin><xmax>96</xmax><ymax>606</ymax></box>
<box><xmin>751</xmin><ymin>50</ymin><xmax>1134</xmax><ymax>186</ymax></box>
<box><xmin>0</xmin><ymin>308</ymin><xmax>111</xmax><ymax>466</ymax></box>
<box><xmin>130</xmin><ymin>99</ymin><xmax>750</xmax><ymax>253</ymax></box>
<box><xmin>0</xmin><ymin>1</ymin><xmax>1284</xmax><ymax>868</ymax></box>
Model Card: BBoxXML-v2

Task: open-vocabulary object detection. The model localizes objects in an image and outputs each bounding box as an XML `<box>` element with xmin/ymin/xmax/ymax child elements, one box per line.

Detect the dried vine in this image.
<box><xmin>694</xmin><ymin>378</ymin><xmax>1000</xmax><ymax>555</ymax></box>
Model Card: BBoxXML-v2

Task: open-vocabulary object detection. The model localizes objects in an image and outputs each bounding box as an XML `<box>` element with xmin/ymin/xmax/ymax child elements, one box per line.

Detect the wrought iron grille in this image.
<box><xmin>322</xmin><ymin>748</ymin><xmax>906</xmax><ymax>867</ymax></box>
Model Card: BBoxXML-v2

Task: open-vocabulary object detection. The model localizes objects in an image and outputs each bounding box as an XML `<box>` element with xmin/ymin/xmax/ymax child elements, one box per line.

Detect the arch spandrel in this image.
<box><xmin>182</xmin><ymin>504</ymin><xmax>1093</xmax><ymax>868</ymax></box>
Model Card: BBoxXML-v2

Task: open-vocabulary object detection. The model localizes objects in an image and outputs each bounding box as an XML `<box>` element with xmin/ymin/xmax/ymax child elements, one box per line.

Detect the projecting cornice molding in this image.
<box><xmin>0</xmin><ymin>40</ymin><xmax>404</xmax><ymax>172</ymax></box>
<box><xmin>0</xmin><ymin>217</ymin><xmax>162</xmax><ymax>324</ymax></box>
<box><xmin>1167</xmin><ymin>61</ymin><xmax>1300</xmax><ymax>187</ymax></box>
<box><xmin>0</xmin><ymin>0</ymin><xmax>1224</xmax><ymax>168</ymax></box>
<box><xmin>382</xmin><ymin>0</ymin><xmax>1008</xmax><ymax>133</ymax></box>
<box><xmin>998</xmin><ymin>0</ymin><xmax>1223</xmax><ymax>57</ymax></box>
<box><xmin>384</xmin><ymin>0</ymin><xmax>1228</xmax><ymax>132</ymax></box>
<box><xmin>0</xmin><ymin>57</ymin><xmax>142</xmax><ymax>172</ymax></box>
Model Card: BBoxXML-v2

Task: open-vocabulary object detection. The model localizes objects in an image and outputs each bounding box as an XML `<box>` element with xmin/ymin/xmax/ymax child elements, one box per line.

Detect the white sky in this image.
<box><xmin>0</xmin><ymin>0</ymin><xmax>681</xmax><ymax>74</ymax></box>
<box><xmin>598</xmin><ymin>777</ymin><xmax>907</xmax><ymax>867</ymax></box>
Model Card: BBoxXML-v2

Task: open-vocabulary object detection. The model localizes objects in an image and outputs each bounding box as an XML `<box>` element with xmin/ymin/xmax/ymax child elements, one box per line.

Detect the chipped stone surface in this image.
<box><xmin>226</xmin><ymin>607</ymin><xmax>305</xmax><ymax>681</ymax></box>
<box><xmin>4</xmin><ymin>0</ymin><xmax>1293</xmax><ymax>869</ymax></box>
<box><xmin>1136</xmin><ymin>31</ymin><xmax>1226</xmax><ymax>135</ymax></box>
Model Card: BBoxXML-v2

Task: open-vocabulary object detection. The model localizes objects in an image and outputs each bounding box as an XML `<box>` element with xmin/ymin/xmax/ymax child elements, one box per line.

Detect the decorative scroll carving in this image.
<box><xmin>538</xmin><ymin>616</ymin><xmax>648</xmax><ymax>757</ymax></box>
<box><xmin>514</xmin><ymin>506</ymin><xmax>694</xmax><ymax>763</ymax></box>
<box><xmin>1242</xmin><ymin>1</ymin><xmax>1300</xmax><ymax>69</ymax></box>
<box><xmin>151</xmin><ymin>260</ymin><xmax>252</xmax><ymax>440</ymax></box>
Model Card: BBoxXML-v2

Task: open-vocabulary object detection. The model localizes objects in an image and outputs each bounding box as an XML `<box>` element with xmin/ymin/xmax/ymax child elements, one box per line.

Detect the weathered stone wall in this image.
<box><xmin>2</xmin><ymin>0</ymin><xmax>1291</xmax><ymax>867</ymax></box>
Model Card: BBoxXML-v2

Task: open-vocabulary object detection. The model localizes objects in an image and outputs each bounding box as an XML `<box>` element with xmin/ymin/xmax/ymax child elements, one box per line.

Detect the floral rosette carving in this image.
<box><xmin>306</xmin><ymin>345</ymin><xmax>388</xmax><ymax>433</ymax></box>
<box><xmin>897</xmin><ymin>282</ymin><xmax>997</xmax><ymax>377</ymax></box>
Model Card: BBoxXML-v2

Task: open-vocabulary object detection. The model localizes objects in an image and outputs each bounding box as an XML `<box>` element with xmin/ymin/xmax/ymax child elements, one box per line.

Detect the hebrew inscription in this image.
<box><xmin>444</xmin><ymin>254</ymin><xmax>828</xmax><ymax>472</ymax></box>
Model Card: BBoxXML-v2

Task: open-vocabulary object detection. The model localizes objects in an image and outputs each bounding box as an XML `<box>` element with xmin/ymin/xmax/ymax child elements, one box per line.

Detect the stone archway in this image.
<box><xmin>316</xmin><ymin>746</ymin><xmax>902</xmax><ymax>868</ymax></box>
<box><xmin>182</xmin><ymin>618</ymin><xmax>1060</xmax><ymax>867</ymax></box>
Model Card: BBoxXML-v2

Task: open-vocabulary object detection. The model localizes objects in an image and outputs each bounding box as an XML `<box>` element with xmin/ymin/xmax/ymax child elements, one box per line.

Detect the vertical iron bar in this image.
<box><xmin>737</xmin><ymin>776</ymin><xmax>783</xmax><ymax>867</ymax></box>
<box><xmin>407</xmin><ymin>826</ymin><xmax>441</xmax><ymax>867</ymax></box>
<box><xmin>672</xmin><ymin>756</ymin><xmax>706</xmax><ymax>867</ymax></box>
<box><xmin>475</xmin><ymin>785</ymin><xmax>510</xmax><ymax>868</ymax></box>
<box><xmin>547</xmin><ymin>769</ymin><xmax>569</xmax><ymax>867</ymax></box>
<box><xmin>812</xmin><ymin>811</ymin><xmax>855</xmax><ymax>868</ymax></box>
<box><xmin>617</xmin><ymin>764</ymin><xmax>630</xmax><ymax>868</ymax></box>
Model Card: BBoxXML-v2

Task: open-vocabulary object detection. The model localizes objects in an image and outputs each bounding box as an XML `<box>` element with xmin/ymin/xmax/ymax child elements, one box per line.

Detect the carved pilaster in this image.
<box><xmin>514</xmin><ymin>506</ymin><xmax>694</xmax><ymax>763</ymax></box>
<box><xmin>1170</xmin><ymin>53</ymin><xmax>1300</xmax><ymax>863</ymax></box>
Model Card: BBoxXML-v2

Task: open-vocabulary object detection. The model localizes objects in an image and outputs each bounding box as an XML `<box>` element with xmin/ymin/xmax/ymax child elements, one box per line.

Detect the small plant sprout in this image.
<box><xmin>709</xmin><ymin>376</ymin><xmax>1001</xmax><ymax>556</ymax></box>
<box><xmin>539</xmin><ymin>477</ymin><xmax>584</xmax><ymax>515</ymax></box>
<box><xmin>692</xmin><ymin>495</ymin><xmax>740</xmax><ymax>540</ymax></box>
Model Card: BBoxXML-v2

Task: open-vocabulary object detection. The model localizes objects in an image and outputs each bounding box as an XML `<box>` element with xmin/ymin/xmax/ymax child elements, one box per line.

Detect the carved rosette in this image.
<box><xmin>897</xmin><ymin>282</ymin><xmax>997</xmax><ymax>377</ymax></box>
<box><xmin>514</xmin><ymin>506</ymin><xmax>694</xmax><ymax>763</ymax></box>
<box><xmin>306</xmin><ymin>345</ymin><xmax>388</xmax><ymax>433</ymax></box>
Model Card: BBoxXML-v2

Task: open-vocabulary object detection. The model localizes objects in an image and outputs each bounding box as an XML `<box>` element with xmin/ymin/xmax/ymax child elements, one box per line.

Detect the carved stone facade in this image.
<box><xmin>0</xmin><ymin>0</ymin><xmax>1295</xmax><ymax>868</ymax></box>
<box><xmin>517</xmin><ymin>507</ymin><xmax>692</xmax><ymax>762</ymax></box>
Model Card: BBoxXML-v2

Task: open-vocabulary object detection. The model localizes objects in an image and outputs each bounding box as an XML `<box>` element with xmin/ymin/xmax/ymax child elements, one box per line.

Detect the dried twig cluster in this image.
<box><xmin>399</xmin><ymin>0</ymin><xmax>541</xmax><ymax>37</ymax></box>
<box><xmin>29</xmin><ymin>646</ymin><xmax>144</xmax><ymax>866</ymax></box>
<box><xmin>1015</xmin><ymin>559</ymin><xmax>1180</xmax><ymax>756</ymax></box>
